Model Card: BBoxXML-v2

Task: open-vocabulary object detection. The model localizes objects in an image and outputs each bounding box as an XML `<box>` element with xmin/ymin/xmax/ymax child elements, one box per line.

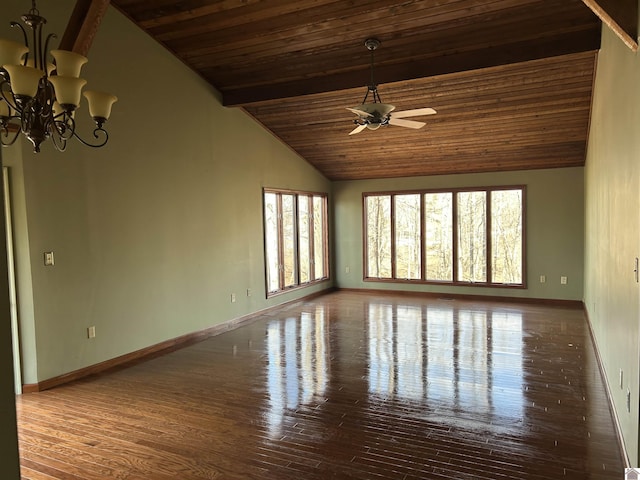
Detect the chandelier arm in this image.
<box><xmin>0</xmin><ymin>80</ymin><xmax>19</xmax><ymax>112</ymax></box>
<box><xmin>9</xmin><ymin>22</ymin><xmax>29</xmax><ymax>62</ymax></box>
<box><xmin>0</xmin><ymin>125</ymin><xmax>20</xmax><ymax>147</ymax></box>
<box><xmin>72</xmin><ymin>127</ymin><xmax>109</xmax><ymax>148</ymax></box>
<box><xmin>54</xmin><ymin>113</ymin><xmax>75</xmax><ymax>141</ymax></box>
<box><xmin>42</xmin><ymin>34</ymin><xmax>57</xmax><ymax>71</ymax></box>
<box><xmin>29</xmin><ymin>20</ymin><xmax>40</xmax><ymax>70</ymax></box>
<box><xmin>50</xmin><ymin>127</ymin><xmax>67</xmax><ymax>152</ymax></box>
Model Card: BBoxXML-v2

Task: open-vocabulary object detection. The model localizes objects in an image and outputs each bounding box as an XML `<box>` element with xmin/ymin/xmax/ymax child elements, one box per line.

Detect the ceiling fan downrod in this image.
<box><xmin>363</xmin><ymin>38</ymin><xmax>382</xmax><ymax>104</ymax></box>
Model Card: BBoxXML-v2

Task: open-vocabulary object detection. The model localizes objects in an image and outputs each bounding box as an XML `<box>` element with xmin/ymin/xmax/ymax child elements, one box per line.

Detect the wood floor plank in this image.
<box><xmin>16</xmin><ymin>292</ymin><xmax>625</xmax><ymax>479</ymax></box>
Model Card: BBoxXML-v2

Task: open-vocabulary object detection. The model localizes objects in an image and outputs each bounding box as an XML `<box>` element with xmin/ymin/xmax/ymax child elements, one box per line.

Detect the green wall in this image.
<box><xmin>333</xmin><ymin>167</ymin><xmax>584</xmax><ymax>300</ymax></box>
<box><xmin>2</xmin><ymin>0</ymin><xmax>331</xmax><ymax>386</ymax></box>
<box><xmin>584</xmin><ymin>25</ymin><xmax>640</xmax><ymax>465</ymax></box>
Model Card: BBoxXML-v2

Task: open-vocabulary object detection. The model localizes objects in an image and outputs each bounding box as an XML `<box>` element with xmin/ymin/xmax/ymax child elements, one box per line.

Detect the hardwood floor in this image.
<box><xmin>16</xmin><ymin>291</ymin><xmax>624</xmax><ymax>479</ymax></box>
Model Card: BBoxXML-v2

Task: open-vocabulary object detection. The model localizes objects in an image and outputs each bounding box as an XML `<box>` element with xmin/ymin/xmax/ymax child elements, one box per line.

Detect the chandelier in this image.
<box><xmin>0</xmin><ymin>1</ymin><xmax>117</xmax><ymax>153</ymax></box>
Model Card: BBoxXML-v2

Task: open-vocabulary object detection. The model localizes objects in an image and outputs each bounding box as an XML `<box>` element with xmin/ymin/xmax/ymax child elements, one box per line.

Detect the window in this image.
<box><xmin>264</xmin><ymin>189</ymin><xmax>329</xmax><ymax>296</ymax></box>
<box><xmin>364</xmin><ymin>186</ymin><xmax>525</xmax><ymax>287</ymax></box>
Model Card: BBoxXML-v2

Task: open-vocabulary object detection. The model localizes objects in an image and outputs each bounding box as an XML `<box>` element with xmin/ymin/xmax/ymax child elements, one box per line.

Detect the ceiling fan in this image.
<box><xmin>347</xmin><ymin>38</ymin><xmax>436</xmax><ymax>135</ymax></box>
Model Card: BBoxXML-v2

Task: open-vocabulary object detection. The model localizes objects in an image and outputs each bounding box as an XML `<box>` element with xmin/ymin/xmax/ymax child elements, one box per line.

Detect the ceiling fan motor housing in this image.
<box><xmin>364</xmin><ymin>38</ymin><xmax>381</xmax><ymax>51</ymax></box>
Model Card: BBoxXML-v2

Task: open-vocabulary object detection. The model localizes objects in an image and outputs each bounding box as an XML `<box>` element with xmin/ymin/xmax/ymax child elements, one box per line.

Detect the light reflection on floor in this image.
<box><xmin>266</xmin><ymin>306</ymin><xmax>329</xmax><ymax>438</ymax></box>
<box><xmin>265</xmin><ymin>301</ymin><xmax>524</xmax><ymax>438</ymax></box>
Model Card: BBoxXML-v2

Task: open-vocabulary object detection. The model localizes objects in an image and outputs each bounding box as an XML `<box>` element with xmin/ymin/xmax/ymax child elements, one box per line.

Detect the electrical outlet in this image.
<box><xmin>44</xmin><ymin>251</ymin><xmax>55</xmax><ymax>266</ymax></box>
<box><xmin>87</xmin><ymin>326</ymin><xmax>96</xmax><ymax>339</ymax></box>
<box><xmin>231</xmin><ymin>293</ymin><xmax>236</xmax><ymax>303</ymax></box>
<box><xmin>345</xmin><ymin>266</ymin><xmax>350</xmax><ymax>274</ymax></box>
<box><xmin>560</xmin><ymin>276</ymin><xmax>567</xmax><ymax>285</ymax></box>
<box><xmin>539</xmin><ymin>275</ymin><xmax>546</xmax><ymax>283</ymax></box>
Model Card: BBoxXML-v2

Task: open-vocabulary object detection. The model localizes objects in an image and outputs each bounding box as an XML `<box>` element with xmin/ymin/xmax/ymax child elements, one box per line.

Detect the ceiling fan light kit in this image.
<box><xmin>347</xmin><ymin>38</ymin><xmax>436</xmax><ymax>135</ymax></box>
<box><xmin>0</xmin><ymin>0</ymin><xmax>118</xmax><ymax>153</ymax></box>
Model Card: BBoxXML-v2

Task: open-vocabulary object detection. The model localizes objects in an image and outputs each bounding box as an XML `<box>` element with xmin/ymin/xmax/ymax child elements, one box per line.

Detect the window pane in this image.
<box><xmin>264</xmin><ymin>193</ymin><xmax>280</xmax><ymax>293</ymax></box>
<box><xmin>424</xmin><ymin>192</ymin><xmax>453</xmax><ymax>281</ymax></box>
<box><xmin>395</xmin><ymin>194</ymin><xmax>421</xmax><ymax>279</ymax></box>
<box><xmin>298</xmin><ymin>196</ymin><xmax>310</xmax><ymax>283</ymax></box>
<box><xmin>282</xmin><ymin>194</ymin><xmax>296</xmax><ymax>287</ymax></box>
<box><xmin>457</xmin><ymin>191</ymin><xmax>486</xmax><ymax>282</ymax></box>
<box><xmin>491</xmin><ymin>190</ymin><xmax>523</xmax><ymax>284</ymax></box>
<box><xmin>366</xmin><ymin>195</ymin><xmax>391</xmax><ymax>278</ymax></box>
<box><xmin>312</xmin><ymin>196</ymin><xmax>325</xmax><ymax>280</ymax></box>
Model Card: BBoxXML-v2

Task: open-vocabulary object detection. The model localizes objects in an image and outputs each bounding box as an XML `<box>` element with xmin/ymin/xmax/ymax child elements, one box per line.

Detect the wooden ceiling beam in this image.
<box><xmin>223</xmin><ymin>27</ymin><xmax>601</xmax><ymax>107</ymax></box>
<box><xmin>582</xmin><ymin>0</ymin><xmax>638</xmax><ymax>51</ymax></box>
<box><xmin>59</xmin><ymin>0</ymin><xmax>111</xmax><ymax>56</ymax></box>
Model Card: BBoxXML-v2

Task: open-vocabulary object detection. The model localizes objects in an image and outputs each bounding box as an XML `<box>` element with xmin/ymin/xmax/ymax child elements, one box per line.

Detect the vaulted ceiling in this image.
<box><xmin>108</xmin><ymin>0</ymin><xmax>634</xmax><ymax>180</ymax></box>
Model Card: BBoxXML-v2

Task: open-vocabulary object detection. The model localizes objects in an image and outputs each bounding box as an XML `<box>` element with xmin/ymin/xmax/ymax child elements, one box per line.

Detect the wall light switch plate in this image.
<box><xmin>619</xmin><ymin>369</ymin><xmax>624</xmax><ymax>389</ymax></box>
<box><xmin>44</xmin><ymin>251</ymin><xmax>55</xmax><ymax>266</ymax></box>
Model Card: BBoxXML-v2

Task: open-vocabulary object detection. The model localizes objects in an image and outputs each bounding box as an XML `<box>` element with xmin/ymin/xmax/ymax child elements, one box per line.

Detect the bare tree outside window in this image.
<box><xmin>263</xmin><ymin>190</ymin><xmax>329</xmax><ymax>296</ymax></box>
<box><xmin>264</xmin><ymin>193</ymin><xmax>279</xmax><ymax>293</ymax></box>
<box><xmin>282</xmin><ymin>194</ymin><xmax>297</xmax><ymax>288</ymax></box>
<box><xmin>491</xmin><ymin>190</ymin><xmax>523</xmax><ymax>284</ymax></box>
<box><xmin>298</xmin><ymin>197</ymin><xmax>310</xmax><ymax>284</ymax></box>
<box><xmin>395</xmin><ymin>194</ymin><xmax>421</xmax><ymax>279</ymax></box>
<box><xmin>313</xmin><ymin>196</ymin><xmax>325</xmax><ymax>280</ymax></box>
<box><xmin>425</xmin><ymin>192</ymin><xmax>453</xmax><ymax>281</ymax></box>
<box><xmin>366</xmin><ymin>196</ymin><xmax>392</xmax><ymax>278</ymax></box>
<box><xmin>363</xmin><ymin>186</ymin><xmax>524</xmax><ymax>287</ymax></box>
<box><xmin>457</xmin><ymin>191</ymin><xmax>487</xmax><ymax>283</ymax></box>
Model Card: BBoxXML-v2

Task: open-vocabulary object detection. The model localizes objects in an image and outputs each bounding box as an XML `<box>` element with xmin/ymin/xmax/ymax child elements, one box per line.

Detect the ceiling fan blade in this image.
<box><xmin>349</xmin><ymin>124</ymin><xmax>367</xmax><ymax>135</ymax></box>
<box><xmin>391</xmin><ymin>107</ymin><xmax>437</xmax><ymax>119</ymax></box>
<box><xmin>388</xmin><ymin>118</ymin><xmax>426</xmax><ymax>129</ymax></box>
<box><xmin>346</xmin><ymin>107</ymin><xmax>373</xmax><ymax>117</ymax></box>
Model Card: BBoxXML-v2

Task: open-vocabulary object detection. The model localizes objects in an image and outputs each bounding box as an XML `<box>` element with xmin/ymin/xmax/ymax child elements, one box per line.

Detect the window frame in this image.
<box><xmin>263</xmin><ymin>188</ymin><xmax>330</xmax><ymax>297</ymax></box>
<box><xmin>362</xmin><ymin>185</ymin><xmax>526</xmax><ymax>288</ymax></box>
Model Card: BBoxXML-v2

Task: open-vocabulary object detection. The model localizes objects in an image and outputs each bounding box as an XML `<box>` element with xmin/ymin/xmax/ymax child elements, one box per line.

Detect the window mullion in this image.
<box><xmin>390</xmin><ymin>195</ymin><xmax>397</xmax><ymax>280</ymax></box>
<box><xmin>486</xmin><ymin>189</ymin><xmax>493</xmax><ymax>285</ymax></box>
<box><xmin>452</xmin><ymin>192</ymin><xmax>459</xmax><ymax>283</ymax></box>
<box><xmin>308</xmin><ymin>196</ymin><xmax>315</xmax><ymax>281</ymax></box>
<box><xmin>420</xmin><ymin>194</ymin><xmax>426</xmax><ymax>281</ymax></box>
<box><xmin>322</xmin><ymin>196</ymin><xmax>329</xmax><ymax>278</ymax></box>
<box><xmin>276</xmin><ymin>193</ymin><xmax>285</xmax><ymax>290</ymax></box>
<box><xmin>293</xmin><ymin>195</ymin><xmax>300</xmax><ymax>286</ymax></box>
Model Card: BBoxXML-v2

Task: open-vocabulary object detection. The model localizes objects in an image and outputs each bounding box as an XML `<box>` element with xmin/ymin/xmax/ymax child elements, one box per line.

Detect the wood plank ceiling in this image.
<box><xmin>111</xmin><ymin>0</ymin><xmax>602</xmax><ymax>181</ymax></box>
